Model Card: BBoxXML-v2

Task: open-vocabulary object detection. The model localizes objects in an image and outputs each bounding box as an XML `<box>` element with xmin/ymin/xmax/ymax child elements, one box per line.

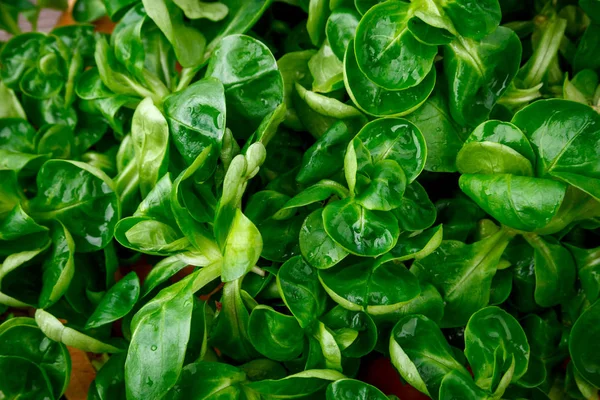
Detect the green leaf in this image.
<box><xmin>110</xmin><ymin>6</ymin><xmax>147</xmax><ymax>79</ymax></box>
<box><xmin>392</xmin><ymin>181</ymin><xmax>437</xmax><ymax>232</ymax></box>
<box><xmin>277</xmin><ymin>255</ymin><xmax>327</xmax><ymax>328</ymax></box>
<box><xmin>405</xmin><ymin>87</ymin><xmax>466</xmax><ymax>173</ymax></box>
<box><xmin>457</xmin><ymin>141</ymin><xmax>534</xmax><ymax>176</ymax></box>
<box><xmin>323</xmin><ymin>199</ymin><xmax>399</xmax><ymax>257</ymax></box>
<box><xmin>463</xmin><ymin>119</ymin><xmax>536</xmax><ymax>164</ymax></box>
<box><xmin>441</xmin><ymin>0</ymin><xmax>501</xmax><ymax>40</ymax></box>
<box><xmin>489</xmin><ymin>268</ymin><xmax>512</xmax><ymax>306</ymax></box>
<box><xmin>0</xmin><ymin>170</ymin><xmax>21</xmax><ymax>216</ymax></box>
<box><xmin>574</xmin><ymin>24</ymin><xmax>600</xmax><ymax>72</ymax></box>
<box><xmin>523</xmin><ymin>234</ymin><xmax>576</xmax><ymax>308</ymax></box>
<box><xmin>0</xmin><ymin>244</ymin><xmax>50</xmax><ymax>307</ymax></box>
<box><xmin>0</xmin><ymin>81</ymin><xmax>26</xmax><ymax>119</ymax></box>
<box><xmin>273</xmin><ymin>180</ymin><xmax>348</xmax><ymax>219</ymax></box>
<box><xmin>0</xmin><ymin>33</ymin><xmax>46</xmax><ymax>90</ymax></box>
<box><xmin>118</xmin><ymin>217</ymin><xmax>189</xmax><ymax>255</ymax></box>
<box><xmin>294</xmin><ymin>82</ymin><xmax>366</xmax><ymax>138</ymax></box>
<box><xmin>371</xmin><ymin>283</ymin><xmax>445</xmax><ymax>327</ymax></box>
<box><xmin>202</xmin><ymin>0</ymin><xmax>272</xmax><ymax>55</ymax></box>
<box><xmin>214</xmin><ymin>143</ymin><xmax>266</xmax><ymax>249</ymax></box>
<box><xmin>570</xmin><ymin>299</ymin><xmax>600</xmax><ymax>387</ymax></box>
<box><xmin>142</xmin><ymin>0</ymin><xmax>206</xmax><ymax>68</ymax></box>
<box><xmin>296</xmin><ymin>120</ymin><xmax>353</xmax><ymax>184</ymax></box>
<box><xmin>517</xmin><ymin>16</ymin><xmax>566</xmax><ymax>89</ymax></box>
<box><xmin>114</xmin><ymin>174</ymin><xmax>183</xmax><ymax>255</ymax></box>
<box><xmin>72</xmin><ymin>0</ymin><xmax>107</xmax><ymax>22</ymax></box>
<box><xmin>309</xmin><ymin>39</ymin><xmax>344</xmax><ymax>93</ymax></box>
<box><xmin>35</xmin><ymin>309</ymin><xmax>122</xmax><ymax>353</ymax></box>
<box><xmin>307</xmin><ymin>0</ymin><xmax>329</xmax><ymax>46</ymax></box>
<box><xmin>0</xmin><ymin>203</ymin><xmax>48</xmax><ymax>242</ymax></box>
<box><xmin>88</xmin><ymin>353</ymin><xmax>126</xmax><ymax>400</ymax></box>
<box><xmin>207</xmin><ymin>34</ymin><xmax>284</xmax><ymax>137</ymax></box>
<box><xmin>326</xmin><ymin>7</ymin><xmax>360</xmax><ymax>60</ymax></box>
<box><xmin>563</xmin><ymin>71</ymin><xmax>598</xmax><ymax>105</ymax></box>
<box><xmin>210</xmin><ymin>279</ymin><xmax>260</xmax><ymax>362</ymax></box>
<box><xmin>311</xmin><ymin>320</ymin><xmax>343</xmax><ymax>371</ymax></box>
<box><xmin>36</xmin><ymin>124</ymin><xmax>75</xmax><ymax>160</ymax></box>
<box><xmin>126</xmin><ymin>271</ymin><xmax>200</xmax><ymax>399</ymax></box>
<box><xmin>131</xmin><ymin>98</ymin><xmax>169</xmax><ymax>199</ymax></box>
<box><xmin>185</xmin><ymin>299</ymin><xmax>215</xmax><ymax>363</ymax></box>
<box><xmin>278</xmin><ymin>49</ymin><xmax>316</xmax><ymax>131</ymax></box>
<box><xmin>29</xmin><ymin>160</ymin><xmax>119</xmax><ymax>253</ymax></box>
<box><xmin>167</xmin><ymin>362</ymin><xmax>247</xmax><ymax>399</ymax></box>
<box><xmin>140</xmin><ymin>255</ymin><xmax>187</xmax><ymax>298</ymax></box>
<box><xmin>39</xmin><ymin>221</ymin><xmax>75</xmax><ymax>308</ymax></box>
<box><xmin>0</xmin><ymin>318</ymin><xmax>70</xmax><ymax>399</ymax></box>
<box><xmin>581</xmin><ymin>0</ymin><xmax>600</xmax><ymax>23</ymax></box>
<box><xmin>246</xmin><ymin>369</ymin><xmax>346</xmax><ymax>398</ymax></box>
<box><xmin>300</xmin><ymin>209</ymin><xmax>349</xmax><ymax>270</ymax></box>
<box><xmin>386</xmin><ymin>225</ymin><xmax>444</xmax><ymax>262</ymax></box>
<box><xmin>256</xmin><ymin>214</ymin><xmax>303</xmax><ymax>262</ymax></box>
<box><xmin>173</xmin><ymin>0</ymin><xmax>228</xmax><ymax>20</ymax></box>
<box><xmin>319</xmin><ymin>258</ymin><xmax>420</xmax><ymax>314</ymax></box>
<box><xmin>459</xmin><ymin>174</ymin><xmax>567</xmax><ymax>232</ymax></box>
<box><xmin>354</xmin><ymin>1</ymin><xmax>437</xmax><ymax>90</ymax></box>
<box><xmin>94</xmin><ymin>36</ymin><xmax>165</xmax><ymax>104</ymax></box>
<box><xmin>0</xmin><ymin>355</ymin><xmax>54</xmax><ymax>399</ymax></box>
<box><xmin>568</xmin><ymin>244</ymin><xmax>600</xmax><ymax>302</ymax></box>
<box><xmin>103</xmin><ymin>0</ymin><xmax>137</xmax><ymax>20</ymax></box>
<box><xmin>221</xmin><ymin>209</ymin><xmax>262</xmax><ymax>282</ymax></box>
<box><xmin>321</xmin><ymin>306</ymin><xmax>377</xmax><ymax>358</ymax></box>
<box><xmin>414</xmin><ymin>228</ymin><xmax>514</xmax><ymax>327</ymax></box>
<box><xmin>354</xmin><ymin>159</ymin><xmax>407</xmax><ymax>212</ymax></box>
<box><xmin>170</xmin><ymin>148</ymin><xmax>220</xmax><ymax>255</ymax></box>
<box><xmin>326</xmin><ymin>379</ymin><xmax>387</xmax><ymax>400</ymax></box>
<box><xmin>389</xmin><ymin>314</ymin><xmax>469</xmax><ymax>399</ymax></box>
<box><xmin>344</xmin><ymin>40</ymin><xmax>436</xmax><ymax>118</ymax></box>
<box><xmin>249</xmin><ymin>305</ymin><xmax>304</xmax><ymax>361</ymax></box>
<box><xmin>439</xmin><ymin>370</ymin><xmax>491</xmax><ymax>400</ymax></box>
<box><xmin>512</xmin><ymin>99</ymin><xmax>600</xmax><ymax>200</ymax></box>
<box><xmin>444</xmin><ymin>27</ymin><xmax>521</xmax><ymax>126</ymax></box>
<box><xmin>164</xmin><ymin>78</ymin><xmax>226</xmax><ymax>175</ymax></box>
<box><xmin>407</xmin><ymin>17</ymin><xmax>454</xmax><ymax>45</ymax></box>
<box><xmin>86</xmin><ymin>271</ymin><xmax>140</xmax><ymax>329</ymax></box>
<box><xmin>350</xmin><ymin>118</ymin><xmax>427</xmax><ymax>184</ymax></box>
<box><xmin>465</xmin><ymin>306</ymin><xmax>530</xmax><ymax>391</ymax></box>
<box><xmin>522</xmin><ymin>311</ymin><xmax>565</xmax><ymax>390</ymax></box>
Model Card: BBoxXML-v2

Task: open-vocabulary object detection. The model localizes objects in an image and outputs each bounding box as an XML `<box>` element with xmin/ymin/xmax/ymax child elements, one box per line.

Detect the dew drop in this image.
<box><xmin>151</xmin><ymin>345</ymin><xmax>158</xmax><ymax>351</ymax></box>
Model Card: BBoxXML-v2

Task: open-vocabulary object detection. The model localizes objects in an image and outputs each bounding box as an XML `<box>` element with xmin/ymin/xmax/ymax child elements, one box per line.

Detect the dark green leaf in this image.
<box><xmin>277</xmin><ymin>255</ymin><xmax>327</xmax><ymax>328</ymax></box>
<box><xmin>86</xmin><ymin>271</ymin><xmax>140</xmax><ymax>329</ymax></box>
<box><xmin>319</xmin><ymin>258</ymin><xmax>420</xmax><ymax>314</ymax></box>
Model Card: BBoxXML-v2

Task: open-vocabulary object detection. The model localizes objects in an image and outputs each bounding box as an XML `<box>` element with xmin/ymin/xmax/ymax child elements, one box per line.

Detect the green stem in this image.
<box><xmin>0</xmin><ymin>6</ymin><xmax>22</xmax><ymax>35</ymax></box>
<box><xmin>115</xmin><ymin>159</ymin><xmax>140</xmax><ymax>199</ymax></box>
<box><xmin>176</xmin><ymin>67</ymin><xmax>198</xmax><ymax>92</ymax></box>
<box><xmin>191</xmin><ymin>261</ymin><xmax>222</xmax><ymax>293</ymax></box>
<box><xmin>64</xmin><ymin>53</ymin><xmax>83</xmax><ymax>107</ymax></box>
<box><xmin>521</xmin><ymin>231</ymin><xmax>543</xmax><ymax>249</ymax></box>
<box><xmin>520</xmin><ymin>16</ymin><xmax>567</xmax><ymax>89</ymax></box>
<box><xmin>141</xmin><ymin>70</ymin><xmax>170</xmax><ymax>103</ymax></box>
<box><xmin>498</xmin><ymin>82</ymin><xmax>544</xmax><ymax>109</ymax></box>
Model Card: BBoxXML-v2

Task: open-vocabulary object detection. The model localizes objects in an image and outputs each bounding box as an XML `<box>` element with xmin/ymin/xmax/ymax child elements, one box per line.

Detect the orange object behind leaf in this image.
<box><xmin>64</xmin><ymin>347</ymin><xmax>96</xmax><ymax>400</ymax></box>
<box><xmin>57</xmin><ymin>0</ymin><xmax>116</xmax><ymax>33</ymax></box>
